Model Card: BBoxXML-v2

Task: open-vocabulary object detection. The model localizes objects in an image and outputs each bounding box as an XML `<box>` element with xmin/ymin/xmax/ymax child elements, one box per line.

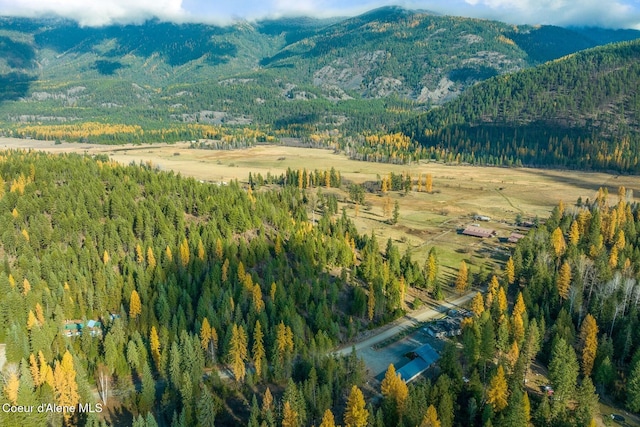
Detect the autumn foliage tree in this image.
<box><xmin>579</xmin><ymin>314</ymin><xmax>598</xmax><ymax>376</ymax></box>
<box><xmin>344</xmin><ymin>385</ymin><xmax>369</xmax><ymax>427</ymax></box>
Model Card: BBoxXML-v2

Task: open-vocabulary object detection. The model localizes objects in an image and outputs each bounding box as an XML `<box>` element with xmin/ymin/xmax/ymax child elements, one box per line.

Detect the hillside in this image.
<box><xmin>401</xmin><ymin>40</ymin><xmax>640</xmax><ymax>172</ymax></box>
<box><xmin>0</xmin><ymin>8</ymin><xmax>638</xmax><ymax>141</ymax></box>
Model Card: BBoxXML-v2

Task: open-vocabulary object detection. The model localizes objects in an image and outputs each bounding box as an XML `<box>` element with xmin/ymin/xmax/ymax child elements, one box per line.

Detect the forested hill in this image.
<box><xmin>401</xmin><ymin>40</ymin><xmax>640</xmax><ymax>172</ymax></box>
<box><xmin>0</xmin><ymin>8</ymin><xmax>639</xmax><ymax>140</ymax></box>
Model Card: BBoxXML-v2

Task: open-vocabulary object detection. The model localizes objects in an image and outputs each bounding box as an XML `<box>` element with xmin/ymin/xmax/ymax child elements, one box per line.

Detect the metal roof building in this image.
<box><xmin>396</xmin><ymin>343</ymin><xmax>440</xmax><ymax>383</ymax></box>
<box><xmin>462</xmin><ymin>225</ymin><xmax>496</xmax><ymax>238</ymax></box>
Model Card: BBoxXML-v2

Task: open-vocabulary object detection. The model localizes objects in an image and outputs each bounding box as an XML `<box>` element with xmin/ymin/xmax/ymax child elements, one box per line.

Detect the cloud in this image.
<box><xmin>0</xmin><ymin>0</ymin><xmax>189</xmax><ymax>26</ymax></box>
<box><xmin>0</xmin><ymin>0</ymin><xmax>638</xmax><ymax>28</ymax></box>
<box><xmin>457</xmin><ymin>0</ymin><xmax>640</xmax><ymax>28</ymax></box>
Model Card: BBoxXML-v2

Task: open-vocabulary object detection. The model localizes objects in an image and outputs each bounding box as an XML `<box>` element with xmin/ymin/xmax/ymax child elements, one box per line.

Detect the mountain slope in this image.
<box><xmin>401</xmin><ymin>40</ymin><xmax>640</xmax><ymax>172</ymax></box>
<box><xmin>0</xmin><ymin>8</ymin><xmax>638</xmax><ymax>140</ymax></box>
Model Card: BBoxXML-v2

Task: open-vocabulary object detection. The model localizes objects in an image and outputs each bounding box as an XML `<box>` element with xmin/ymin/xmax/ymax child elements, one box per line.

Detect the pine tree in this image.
<box><xmin>627</xmin><ymin>359</ymin><xmax>640</xmax><ymax>411</ymax></box>
<box><xmin>344</xmin><ymin>385</ymin><xmax>369</xmax><ymax>427</ymax></box>
<box><xmin>196</xmin><ymin>387</ymin><xmax>217</xmax><ymax>427</ymax></box>
<box><xmin>486</xmin><ymin>365</ymin><xmax>509</xmax><ymax>412</ymax></box>
<box><xmin>549</xmin><ymin>338</ymin><xmax>579</xmax><ymax>415</ymax></box>
<box><xmin>455</xmin><ymin>261</ymin><xmax>469</xmax><ymax>294</ymax></box>
<box><xmin>129</xmin><ymin>289</ymin><xmax>142</xmax><ymax>319</ymax></box>
<box><xmin>579</xmin><ymin>314</ymin><xmax>598</xmax><ymax>377</ymax></box>
<box><xmin>367</xmin><ymin>283</ymin><xmax>375</xmax><ymax>321</ymax></box>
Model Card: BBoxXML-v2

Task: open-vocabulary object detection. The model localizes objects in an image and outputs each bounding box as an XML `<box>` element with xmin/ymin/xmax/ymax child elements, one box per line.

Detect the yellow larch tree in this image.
<box><xmin>146</xmin><ymin>247</ymin><xmax>156</xmax><ymax>269</ymax></box>
<box><xmin>197</xmin><ymin>239</ymin><xmax>205</xmax><ymax>261</ymax></box>
<box><xmin>505</xmin><ymin>257</ymin><xmax>515</xmax><ymax>285</ymax></box>
<box><xmin>551</xmin><ymin>227</ymin><xmax>567</xmax><ymax>257</ymax></box>
<box><xmin>569</xmin><ymin>221</ymin><xmax>580</xmax><ymax>246</ymax></box>
<box><xmin>420</xmin><ymin>405</ymin><xmax>441</xmax><ymax>427</ymax></box>
<box><xmin>53</xmin><ymin>351</ymin><xmax>80</xmax><ymax>424</ymax></box>
<box><xmin>252</xmin><ymin>285</ymin><xmax>264</xmax><ymax>313</ymax></box>
<box><xmin>252</xmin><ymin>320</ymin><xmax>265</xmax><ymax>378</ymax></box>
<box><xmin>487</xmin><ymin>365</ymin><xmax>509</xmax><ymax>412</ymax></box>
<box><xmin>455</xmin><ymin>261</ymin><xmax>469</xmax><ymax>294</ymax></box>
<box><xmin>471</xmin><ymin>292</ymin><xmax>485</xmax><ymax>317</ymax></box>
<box><xmin>425</xmin><ymin>173</ymin><xmax>433</xmax><ymax>193</ymax></box>
<box><xmin>135</xmin><ymin>243</ymin><xmax>144</xmax><ymax>264</ymax></box>
<box><xmin>29</xmin><ymin>353</ymin><xmax>40</xmax><ymax>386</ymax></box>
<box><xmin>35</xmin><ymin>302</ymin><xmax>45</xmax><ymax>325</ymax></box>
<box><xmin>3</xmin><ymin>370</ymin><xmax>19</xmax><ymax>405</ymax></box>
<box><xmin>344</xmin><ymin>385</ymin><xmax>369</xmax><ymax>427</ymax></box>
<box><xmin>557</xmin><ymin>261</ymin><xmax>571</xmax><ymax>301</ymax></box>
<box><xmin>129</xmin><ymin>289</ymin><xmax>142</xmax><ymax>319</ymax></box>
<box><xmin>102</xmin><ymin>250</ymin><xmax>110</xmax><ymax>264</ymax></box>
<box><xmin>381</xmin><ymin>364</ymin><xmax>408</xmax><ymax>415</ymax></box>
<box><xmin>496</xmin><ymin>286</ymin><xmax>508</xmax><ymax>314</ymax></box>
<box><xmin>579</xmin><ymin>314</ymin><xmax>599</xmax><ymax>376</ymax></box>
<box><xmin>229</xmin><ymin>323</ymin><xmax>248</xmax><ymax>382</ymax></box>
<box><xmin>486</xmin><ymin>275</ymin><xmax>500</xmax><ymax>309</ymax></box>
<box><xmin>150</xmin><ymin>326</ymin><xmax>161</xmax><ymax>369</ymax></box>
<box><xmin>215</xmin><ymin>238</ymin><xmax>223</xmax><ymax>259</ymax></box>
<box><xmin>319</xmin><ymin>409</ymin><xmax>336</xmax><ymax>427</ymax></box>
<box><xmin>179</xmin><ymin>237</ymin><xmax>190</xmax><ymax>267</ymax></box>
<box><xmin>282</xmin><ymin>401</ymin><xmax>299</xmax><ymax>427</ymax></box>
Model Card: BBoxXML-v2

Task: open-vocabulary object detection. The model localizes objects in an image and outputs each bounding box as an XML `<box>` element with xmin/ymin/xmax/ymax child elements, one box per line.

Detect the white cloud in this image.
<box><xmin>0</xmin><ymin>0</ymin><xmax>188</xmax><ymax>26</ymax></box>
<box><xmin>0</xmin><ymin>0</ymin><xmax>638</xmax><ymax>28</ymax></box>
<box><xmin>459</xmin><ymin>0</ymin><xmax>640</xmax><ymax>28</ymax></box>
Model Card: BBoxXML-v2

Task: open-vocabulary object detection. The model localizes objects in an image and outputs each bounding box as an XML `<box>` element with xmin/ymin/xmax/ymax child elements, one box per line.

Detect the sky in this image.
<box><xmin>0</xmin><ymin>0</ymin><xmax>639</xmax><ymax>29</ymax></box>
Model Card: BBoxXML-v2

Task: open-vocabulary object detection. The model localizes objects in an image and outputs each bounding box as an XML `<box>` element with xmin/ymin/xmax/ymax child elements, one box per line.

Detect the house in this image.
<box><xmin>462</xmin><ymin>225</ymin><xmax>496</xmax><ymax>238</ymax></box>
<box><xmin>63</xmin><ymin>319</ymin><xmax>103</xmax><ymax>338</ymax></box>
<box><xmin>396</xmin><ymin>343</ymin><xmax>441</xmax><ymax>383</ymax></box>
<box><xmin>508</xmin><ymin>232</ymin><xmax>526</xmax><ymax>243</ymax></box>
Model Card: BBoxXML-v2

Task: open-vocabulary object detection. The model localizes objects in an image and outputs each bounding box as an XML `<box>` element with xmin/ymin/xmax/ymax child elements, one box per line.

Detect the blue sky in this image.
<box><xmin>0</xmin><ymin>0</ymin><xmax>639</xmax><ymax>28</ymax></box>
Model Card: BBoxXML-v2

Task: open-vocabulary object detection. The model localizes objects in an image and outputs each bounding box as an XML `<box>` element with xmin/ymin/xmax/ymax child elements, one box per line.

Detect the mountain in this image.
<box><xmin>0</xmin><ymin>7</ymin><xmax>638</xmax><ymax>140</ymax></box>
<box><xmin>400</xmin><ymin>40</ymin><xmax>640</xmax><ymax>172</ymax></box>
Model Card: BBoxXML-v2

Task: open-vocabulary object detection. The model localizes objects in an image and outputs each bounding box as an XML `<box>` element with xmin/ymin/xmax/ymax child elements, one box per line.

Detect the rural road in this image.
<box><xmin>334</xmin><ymin>290</ymin><xmax>477</xmax><ymax>356</ymax></box>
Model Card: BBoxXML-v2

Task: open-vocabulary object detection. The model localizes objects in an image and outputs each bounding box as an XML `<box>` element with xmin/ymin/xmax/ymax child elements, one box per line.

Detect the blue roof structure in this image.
<box><xmin>396</xmin><ymin>343</ymin><xmax>440</xmax><ymax>383</ymax></box>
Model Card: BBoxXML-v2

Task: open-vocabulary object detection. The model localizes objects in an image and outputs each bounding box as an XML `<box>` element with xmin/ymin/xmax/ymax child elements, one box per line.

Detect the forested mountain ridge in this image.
<box><xmin>400</xmin><ymin>40</ymin><xmax>640</xmax><ymax>172</ymax></box>
<box><xmin>0</xmin><ymin>8</ymin><xmax>638</xmax><ymax>141</ymax></box>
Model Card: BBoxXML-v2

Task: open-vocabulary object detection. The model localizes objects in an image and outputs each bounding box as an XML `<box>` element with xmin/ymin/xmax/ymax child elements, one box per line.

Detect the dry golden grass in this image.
<box><xmin>3</xmin><ymin>137</ymin><xmax>639</xmax><ymax>282</ymax></box>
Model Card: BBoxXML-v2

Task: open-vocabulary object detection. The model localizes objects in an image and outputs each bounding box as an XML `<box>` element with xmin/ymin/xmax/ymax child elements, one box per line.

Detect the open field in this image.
<box><xmin>4</xmin><ymin>137</ymin><xmax>639</xmax><ymax>279</ymax></box>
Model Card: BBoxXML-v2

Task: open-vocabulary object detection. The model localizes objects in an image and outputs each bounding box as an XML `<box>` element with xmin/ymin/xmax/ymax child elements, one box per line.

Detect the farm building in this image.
<box><xmin>462</xmin><ymin>225</ymin><xmax>496</xmax><ymax>238</ymax></box>
<box><xmin>508</xmin><ymin>232</ymin><xmax>526</xmax><ymax>243</ymax></box>
<box><xmin>473</xmin><ymin>215</ymin><xmax>491</xmax><ymax>221</ymax></box>
<box><xmin>396</xmin><ymin>343</ymin><xmax>441</xmax><ymax>383</ymax></box>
